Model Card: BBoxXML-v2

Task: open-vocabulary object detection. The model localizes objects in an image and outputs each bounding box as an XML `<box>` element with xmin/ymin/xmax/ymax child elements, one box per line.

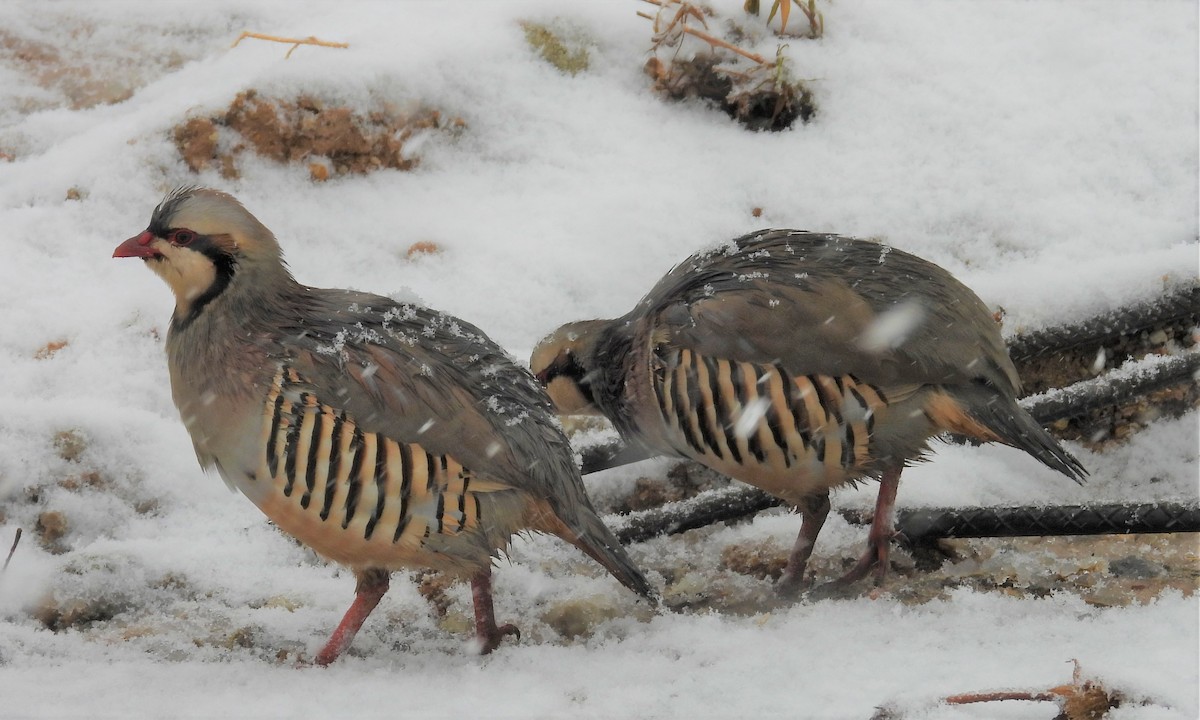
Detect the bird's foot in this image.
<box><xmin>774</xmin><ymin>569</ymin><xmax>811</xmax><ymax>598</ymax></box>
<box><xmin>477</xmin><ymin>622</ymin><xmax>521</xmax><ymax>655</ymax></box>
<box><xmin>812</xmin><ymin>534</ymin><xmax>896</xmax><ymax>596</ymax></box>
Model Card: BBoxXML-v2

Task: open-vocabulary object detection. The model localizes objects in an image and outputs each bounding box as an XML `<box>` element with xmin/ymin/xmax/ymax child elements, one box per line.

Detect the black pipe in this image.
<box><xmin>1006</xmin><ymin>285</ymin><xmax>1199</xmax><ymax>362</ymax></box>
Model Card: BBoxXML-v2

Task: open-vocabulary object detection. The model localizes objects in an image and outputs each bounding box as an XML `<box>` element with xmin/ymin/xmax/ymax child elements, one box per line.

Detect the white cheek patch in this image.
<box><xmin>149</xmin><ymin>242</ymin><xmax>218</xmax><ymax>313</ymax></box>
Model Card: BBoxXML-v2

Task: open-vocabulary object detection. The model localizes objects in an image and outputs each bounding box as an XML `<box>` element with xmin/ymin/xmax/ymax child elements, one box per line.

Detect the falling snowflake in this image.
<box><xmin>733</xmin><ymin>397</ymin><xmax>771</xmax><ymax>439</ymax></box>
<box><xmin>858</xmin><ymin>301</ymin><xmax>926</xmax><ymax>352</ymax></box>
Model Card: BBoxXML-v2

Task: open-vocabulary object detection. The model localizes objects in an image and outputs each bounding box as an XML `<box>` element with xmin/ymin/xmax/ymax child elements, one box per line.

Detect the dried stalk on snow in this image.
<box><xmin>639</xmin><ymin>0</ymin><xmax>769</xmax><ymax>65</ymax></box>
<box><xmin>2</xmin><ymin>527</ymin><xmax>21</xmax><ymax>573</ymax></box>
<box><xmin>873</xmin><ymin>659</ymin><xmax>1168</xmax><ymax>718</ymax></box>
<box><xmin>231</xmin><ymin>32</ymin><xmax>349</xmax><ymax>59</ymax></box>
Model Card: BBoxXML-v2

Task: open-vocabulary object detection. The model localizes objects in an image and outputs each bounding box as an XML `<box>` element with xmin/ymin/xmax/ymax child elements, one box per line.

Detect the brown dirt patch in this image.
<box><xmin>689</xmin><ymin>531</ymin><xmax>1199</xmax><ymax>615</ymax></box>
<box><xmin>173</xmin><ymin>91</ymin><xmax>466</xmax><ymax>180</ymax></box>
<box><xmin>0</xmin><ymin>28</ymin><xmax>136</xmax><ymax>111</ymax></box>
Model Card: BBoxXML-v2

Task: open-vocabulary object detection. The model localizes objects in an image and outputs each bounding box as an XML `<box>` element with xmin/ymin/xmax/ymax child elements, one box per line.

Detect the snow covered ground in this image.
<box><xmin>0</xmin><ymin>1</ymin><xmax>1196</xmax><ymax>718</ymax></box>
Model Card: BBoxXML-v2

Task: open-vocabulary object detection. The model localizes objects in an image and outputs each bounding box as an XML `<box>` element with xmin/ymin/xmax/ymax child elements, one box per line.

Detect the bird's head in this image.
<box><xmin>530</xmin><ymin>319</ymin><xmax>612</xmax><ymax>416</ymax></box>
<box><xmin>114</xmin><ymin>186</ymin><xmax>289</xmax><ymax>328</ymax></box>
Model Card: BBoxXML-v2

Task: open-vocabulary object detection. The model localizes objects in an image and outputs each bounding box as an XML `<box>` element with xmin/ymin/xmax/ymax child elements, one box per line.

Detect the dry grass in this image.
<box><xmin>638</xmin><ymin>0</ymin><xmax>816</xmax><ymax>131</ymax></box>
<box><xmin>173</xmin><ymin>91</ymin><xmax>466</xmax><ymax>180</ymax></box>
<box><xmin>521</xmin><ymin>21</ymin><xmax>591</xmax><ymax>76</ymax></box>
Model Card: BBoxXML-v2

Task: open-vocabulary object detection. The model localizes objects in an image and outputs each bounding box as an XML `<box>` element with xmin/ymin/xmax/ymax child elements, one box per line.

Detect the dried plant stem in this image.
<box><xmin>2</xmin><ymin>528</ymin><xmax>21</xmax><ymax>573</ymax></box>
<box><xmin>942</xmin><ymin>661</ymin><xmax>1111</xmax><ymax>712</ymax></box>
<box><xmin>792</xmin><ymin>0</ymin><xmax>823</xmax><ymax>37</ymax></box>
<box><xmin>638</xmin><ymin>1</ymin><xmax>770</xmax><ymax>65</ymax></box>
<box><xmin>874</xmin><ymin>661</ymin><xmax>1134</xmax><ymax>718</ymax></box>
<box><xmin>231</xmin><ymin>32</ymin><xmax>349</xmax><ymax>59</ymax></box>
<box><xmin>944</xmin><ymin>690</ymin><xmax>1060</xmax><ymax>705</ymax></box>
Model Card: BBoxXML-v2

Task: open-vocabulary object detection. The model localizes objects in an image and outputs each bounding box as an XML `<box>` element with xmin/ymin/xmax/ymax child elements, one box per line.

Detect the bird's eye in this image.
<box><xmin>169</xmin><ymin>229</ymin><xmax>196</xmax><ymax>246</ymax></box>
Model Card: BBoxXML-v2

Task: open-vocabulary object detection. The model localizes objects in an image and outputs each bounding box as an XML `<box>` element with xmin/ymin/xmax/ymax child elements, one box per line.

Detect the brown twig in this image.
<box><xmin>944</xmin><ymin>690</ymin><xmax>1060</xmax><ymax>705</ymax></box>
<box><xmin>685</xmin><ymin>25</ymin><xmax>769</xmax><ymax>64</ymax></box>
<box><xmin>941</xmin><ymin>660</ymin><xmax>1121</xmax><ymax>719</ymax></box>
<box><xmin>2</xmin><ymin>528</ymin><xmax>21</xmax><ymax>573</ymax></box>
<box><xmin>791</xmin><ymin>0</ymin><xmax>823</xmax><ymax>38</ymax></box>
<box><xmin>639</xmin><ymin>1</ymin><xmax>769</xmax><ymax>65</ymax></box>
<box><xmin>231</xmin><ymin>31</ymin><xmax>349</xmax><ymax>59</ymax></box>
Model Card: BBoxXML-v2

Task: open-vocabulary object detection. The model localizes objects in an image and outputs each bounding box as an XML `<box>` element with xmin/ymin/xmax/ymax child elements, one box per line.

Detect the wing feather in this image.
<box><xmin>273</xmin><ymin>289</ymin><xmax>580</xmax><ymax>504</ymax></box>
<box><xmin>636</xmin><ymin>230</ymin><xmax>1019</xmax><ymax>393</ymax></box>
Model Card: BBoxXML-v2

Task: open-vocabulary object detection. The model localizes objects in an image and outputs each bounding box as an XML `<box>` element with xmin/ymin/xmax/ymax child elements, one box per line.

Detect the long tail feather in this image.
<box><xmin>569</xmin><ymin>511</ymin><xmax>658</xmax><ymax>603</ymax></box>
<box><xmin>949</xmin><ymin>386</ymin><xmax>1088</xmax><ymax>484</ymax></box>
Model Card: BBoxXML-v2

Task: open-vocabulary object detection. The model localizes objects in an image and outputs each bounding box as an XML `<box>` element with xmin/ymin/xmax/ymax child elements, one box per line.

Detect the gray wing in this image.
<box><xmin>275</xmin><ymin>289</ymin><xmax>583</xmax><ymax>503</ymax></box>
<box><xmin>634</xmin><ymin>229</ymin><xmax>1020</xmax><ymax>393</ymax></box>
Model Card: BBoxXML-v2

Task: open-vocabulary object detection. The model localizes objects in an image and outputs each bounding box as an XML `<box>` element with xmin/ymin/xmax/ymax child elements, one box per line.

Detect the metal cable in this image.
<box><xmin>611</xmin><ymin>485</ymin><xmax>781</xmax><ymax>545</ymax></box>
<box><xmin>875</xmin><ymin>501</ymin><xmax>1200</xmax><ymax>542</ymax></box>
<box><xmin>611</xmin><ymin>492</ymin><xmax>1200</xmax><ymax>546</ymax></box>
<box><xmin>1006</xmin><ymin>285</ymin><xmax>1199</xmax><ymax>362</ymax></box>
<box><xmin>1021</xmin><ymin>351</ymin><xmax>1199</xmax><ymax>423</ymax></box>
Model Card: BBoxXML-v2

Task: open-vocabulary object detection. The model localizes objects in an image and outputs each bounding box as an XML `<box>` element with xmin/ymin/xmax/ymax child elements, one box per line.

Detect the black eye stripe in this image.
<box><xmin>169</xmin><ymin>234</ymin><xmax>238</xmax><ymax>332</ymax></box>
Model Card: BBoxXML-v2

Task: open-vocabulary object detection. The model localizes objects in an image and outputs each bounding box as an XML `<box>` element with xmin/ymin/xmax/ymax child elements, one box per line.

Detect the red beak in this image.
<box><xmin>113</xmin><ymin>231</ymin><xmax>162</xmax><ymax>259</ymax></box>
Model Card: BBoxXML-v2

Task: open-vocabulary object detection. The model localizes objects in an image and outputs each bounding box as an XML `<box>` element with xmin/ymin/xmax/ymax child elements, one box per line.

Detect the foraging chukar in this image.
<box><xmin>114</xmin><ymin>187</ymin><xmax>653</xmax><ymax>663</ymax></box>
<box><xmin>531</xmin><ymin>229</ymin><xmax>1086</xmax><ymax>593</ymax></box>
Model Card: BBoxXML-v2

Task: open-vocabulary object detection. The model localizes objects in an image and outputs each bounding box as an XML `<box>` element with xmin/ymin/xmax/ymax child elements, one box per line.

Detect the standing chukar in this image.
<box><xmin>114</xmin><ymin>186</ymin><xmax>654</xmax><ymax>664</ymax></box>
<box><xmin>531</xmin><ymin>229</ymin><xmax>1086</xmax><ymax>594</ymax></box>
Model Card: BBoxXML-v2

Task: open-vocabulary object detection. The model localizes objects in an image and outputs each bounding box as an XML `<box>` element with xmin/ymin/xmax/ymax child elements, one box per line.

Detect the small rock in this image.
<box><xmin>35</xmin><ymin>511</ymin><xmax>68</xmax><ymax>551</ymax></box>
<box><xmin>1108</xmin><ymin>555</ymin><xmax>1165</xmax><ymax>579</ymax></box>
<box><xmin>308</xmin><ymin>161</ymin><xmax>330</xmax><ymax>182</ymax></box>
<box><xmin>405</xmin><ymin>241</ymin><xmax>441</xmax><ymax>259</ymax></box>
<box><xmin>542</xmin><ymin>595</ymin><xmax>620</xmax><ymax>640</ymax></box>
<box><xmin>35</xmin><ymin>340</ymin><xmax>69</xmax><ymax>359</ymax></box>
<box><xmin>53</xmin><ymin>429</ymin><xmax>87</xmax><ymax>462</ymax></box>
<box><xmin>36</xmin><ymin>593</ymin><xmax>128</xmax><ymax>631</ymax></box>
<box><xmin>223</xmin><ymin>627</ymin><xmax>255</xmax><ymax>649</ymax></box>
<box><xmin>261</xmin><ymin>595</ymin><xmax>300</xmax><ymax>612</ymax></box>
<box><xmin>416</xmin><ymin>570</ymin><xmax>455</xmax><ymax>617</ymax></box>
<box><xmin>664</xmin><ymin>570</ymin><xmax>708</xmax><ymax>604</ymax></box>
<box><xmin>720</xmin><ymin>540</ymin><xmax>786</xmax><ymax>580</ymax></box>
<box><xmin>437</xmin><ymin>611</ymin><xmax>472</xmax><ymax>635</ymax></box>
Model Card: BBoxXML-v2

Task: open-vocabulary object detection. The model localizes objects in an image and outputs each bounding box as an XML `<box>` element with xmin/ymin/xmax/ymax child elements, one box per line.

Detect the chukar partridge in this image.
<box><xmin>531</xmin><ymin>229</ymin><xmax>1086</xmax><ymax>594</ymax></box>
<box><xmin>114</xmin><ymin>187</ymin><xmax>653</xmax><ymax>664</ymax></box>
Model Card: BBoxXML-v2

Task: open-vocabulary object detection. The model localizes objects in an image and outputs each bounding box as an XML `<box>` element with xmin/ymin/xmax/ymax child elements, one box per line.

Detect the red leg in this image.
<box><xmin>470</xmin><ymin>567</ymin><xmax>520</xmax><ymax>654</ymax></box>
<box><xmin>313</xmin><ymin>568</ymin><xmax>389</xmax><ymax>666</ymax></box>
<box><xmin>776</xmin><ymin>492</ymin><xmax>831</xmax><ymax>596</ymax></box>
<box><xmin>831</xmin><ymin>466</ymin><xmax>902</xmax><ymax>587</ymax></box>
